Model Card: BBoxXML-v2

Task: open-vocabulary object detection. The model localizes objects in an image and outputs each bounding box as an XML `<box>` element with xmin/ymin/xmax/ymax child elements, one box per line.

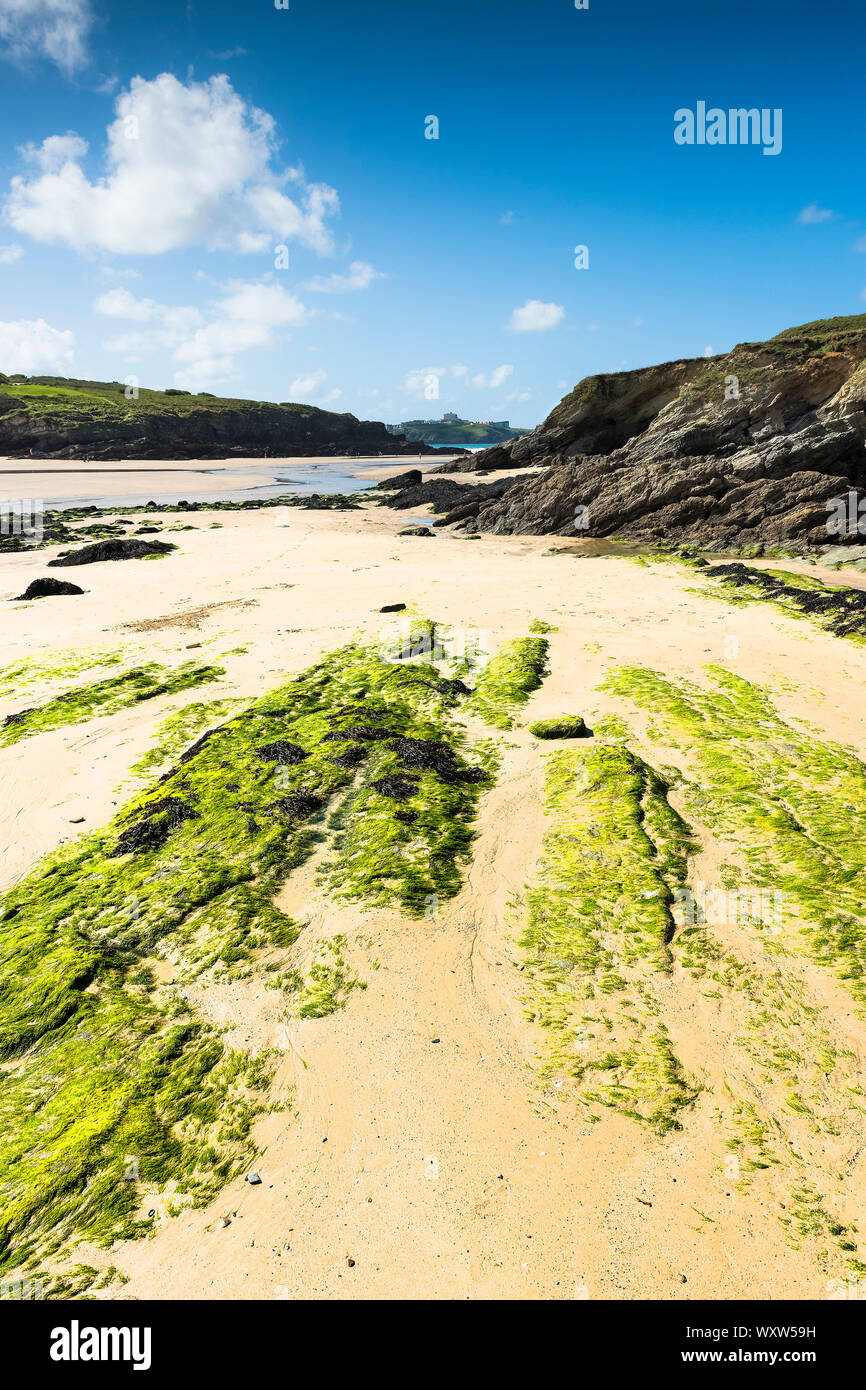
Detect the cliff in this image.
<box><xmin>433</xmin><ymin>315</ymin><xmax>866</xmax><ymax>549</ymax></box>
<box><xmin>0</xmin><ymin>376</ymin><xmax>434</xmax><ymax>460</ymax></box>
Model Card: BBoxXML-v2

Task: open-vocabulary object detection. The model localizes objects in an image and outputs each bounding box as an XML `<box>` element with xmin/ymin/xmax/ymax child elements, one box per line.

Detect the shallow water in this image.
<box><xmin>26</xmin><ymin>458</ymin><xmax>418</xmax><ymax>511</ymax></box>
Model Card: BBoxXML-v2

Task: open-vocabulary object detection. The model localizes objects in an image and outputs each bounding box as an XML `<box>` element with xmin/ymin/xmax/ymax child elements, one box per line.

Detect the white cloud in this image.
<box><xmin>6</xmin><ymin>73</ymin><xmax>341</xmax><ymax>257</ymax></box>
<box><xmin>0</xmin><ymin>242</ymin><xmax>23</xmax><ymax>263</ymax></box>
<box><xmin>288</xmin><ymin>369</ymin><xmax>341</xmax><ymax>404</ymax></box>
<box><xmin>403</xmin><ymin>361</ymin><xmax>521</xmax><ymax>399</ymax></box>
<box><xmin>505</xmin><ymin>389</ymin><xmax>531</xmax><ymax>402</ymax></box>
<box><xmin>94</xmin><ymin>287</ymin><xmax>161</xmax><ymax>322</ymax></box>
<box><xmin>289</xmin><ymin>369</ymin><xmax>326</xmax><ymax>396</ymax></box>
<box><xmin>797</xmin><ymin>202</ymin><xmax>835</xmax><ymax>224</ymax></box>
<box><xmin>470</xmin><ymin>364</ymin><xmax>514</xmax><ymax>389</ymax></box>
<box><xmin>854</xmin><ymin>236</ymin><xmax>866</xmax><ymax>253</ymax></box>
<box><xmin>0</xmin><ymin>0</ymin><xmax>92</xmax><ymax>75</ymax></box>
<box><xmin>508</xmin><ymin>299</ymin><xmax>565</xmax><ymax>333</ymax></box>
<box><xmin>95</xmin><ymin>278</ymin><xmax>308</xmax><ymax>389</ymax></box>
<box><xmin>304</xmin><ymin>260</ymin><xmax>385</xmax><ymax>293</ymax></box>
<box><xmin>0</xmin><ymin>316</ymin><xmax>74</xmax><ymax>372</ymax></box>
<box><xmin>500</xmin><ymin>211</ymin><xmax>516</xmax><ymax>225</ymax></box>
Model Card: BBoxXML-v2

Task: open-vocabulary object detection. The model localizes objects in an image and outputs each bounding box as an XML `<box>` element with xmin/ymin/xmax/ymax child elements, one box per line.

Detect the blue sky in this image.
<box><xmin>0</xmin><ymin>0</ymin><xmax>863</xmax><ymax>427</ymax></box>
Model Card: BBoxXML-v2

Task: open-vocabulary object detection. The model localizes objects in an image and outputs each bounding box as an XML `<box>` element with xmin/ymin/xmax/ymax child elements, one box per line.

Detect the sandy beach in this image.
<box><xmin>3</xmin><ymin>478</ymin><xmax>866</xmax><ymax>1302</ymax></box>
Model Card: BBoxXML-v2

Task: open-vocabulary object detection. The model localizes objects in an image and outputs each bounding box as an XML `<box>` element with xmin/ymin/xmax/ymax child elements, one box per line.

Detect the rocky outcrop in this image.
<box><xmin>435</xmin><ymin>316</ymin><xmax>866</xmax><ymax>549</ymax></box>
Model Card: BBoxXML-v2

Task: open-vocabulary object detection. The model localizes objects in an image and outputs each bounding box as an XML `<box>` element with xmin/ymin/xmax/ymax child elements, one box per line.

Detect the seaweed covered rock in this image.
<box><xmin>321</xmin><ymin>725</ymin><xmax>399</xmax><ymax>743</ymax></box>
<box><xmin>13</xmin><ymin>577</ymin><xmax>84</xmax><ymax>600</ymax></box>
<box><xmin>528</xmin><ymin>716</ymin><xmax>590</xmax><ymax>739</ymax></box>
<box><xmin>48</xmin><ymin>538</ymin><xmax>176</xmax><ymax>567</ymax></box>
<box><xmin>398</xmin><ymin>526</ymin><xmax>435</xmax><ymax>537</ymax></box>
<box><xmin>704</xmin><ymin>562</ymin><xmax>866</xmax><ymax>638</ymax></box>
<box><xmin>329</xmin><ymin>745</ymin><xmax>368</xmax><ymax>769</ymax></box>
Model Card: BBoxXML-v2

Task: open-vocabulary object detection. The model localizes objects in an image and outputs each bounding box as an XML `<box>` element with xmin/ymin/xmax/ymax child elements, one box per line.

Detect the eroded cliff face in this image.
<box><xmin>436</xmin><ymin>316</ymin><xmax>866</xmax><ymax>548</ymax></box>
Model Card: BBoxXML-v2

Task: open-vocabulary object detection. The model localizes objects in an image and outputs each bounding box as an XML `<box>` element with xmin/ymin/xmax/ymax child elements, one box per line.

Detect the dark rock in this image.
<box><xmin>372</xmin><ymin>775</ymin><xmax>419</xmax><ymax>801</ymax></box>
<box><xmin>387</xmin><ymin>736</ymin><xmax>487</xmax><ymax>786</ymax></box>
<box><xmin>13</xmin><ymin>577</ymin><xmax>84</xmax><ymax>600</ymax></box>
<box><xmin>398</xmin><ymin>526</ymin><xmax>435</xmax><ymax>537</ymax></box>
<box><xmin>273</xmin><ymin>792</ymin><xmax>324</xmax><ymax>819</ymax></box>
<box><xmin>110</xmin><ymin>796</ymin><xmax>199</xmax><ymax>856</ymax></box>
<box><xmin>179</xmin><ymin>729</ymin><xmax>218</xmax><ymax>764</ymax></box>
<box><xmin>321</xmin><ymin>725</ymin><xmax>398</xmax><ymax>743</ymax></box>
<box><xmin>255</xmin><ymin>741</ymin><xmax>308</xmax><ymax>766</ymax></box>
<box><xmin>330</xmin><ymin>745</ymin><xmax>368</xmax><ymax>769</ymax></box>
<box><xmin>2</xmin><ymin>708</ymin><xmax>35</xmax><ymax>728</ymax></box>
<box><xmin>48</xmin><ymin>538</ymin><xmax>176</xmax><ymax>566</ymax></box>
<box><xmin>434</xmin><ymin>677</ymin><xmax>473</xmax><ymax>698</ymax></box>
<box><xmin>386</xmin><ymin>476</ymin><xmax>522</xmax><ymax>515</ymax></box>
<box><xmin>380</xmin><ymin>603</ymin><xmax>407</xmax><ymax>613</ymax></box>
<box><xmin>375</xmin><ymin>469</ymin><xmax>423</xmax><ymax>490</ymax></box>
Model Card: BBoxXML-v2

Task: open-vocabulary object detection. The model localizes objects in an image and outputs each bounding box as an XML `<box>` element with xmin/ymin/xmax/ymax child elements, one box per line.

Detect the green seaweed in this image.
<box><xmin>0</xmin><ymin>631</ymin><xmax>490</xmax><ymax>1273</ymax></box>
<box><xmin>0</xmin><ymin>662</ymin><xmax>225</xmax><ymax>747</ymax></box>
<box><xmin>521</xmin><ymin>741</ymin><xmax>699</xmax><ymax>1131</ymax></box>
<box><xmin>130</xmin><ymin>699</ymin><xmax>246</xmax><ymax>777</ymax></box>
<box><xmin>603</xmin><ymin>664</ymin><xmax>866</xmax><ymax>1004</ymax></box>
<box><xmin>468</xmin><ymin>636</ymin><xmax>549</xmax><ymax>729</ymax></box>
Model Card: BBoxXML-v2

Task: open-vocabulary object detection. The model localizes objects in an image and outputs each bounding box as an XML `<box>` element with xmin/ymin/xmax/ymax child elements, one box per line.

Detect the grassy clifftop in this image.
<box><xmin>0</xmin><ymin>374</ymin><xmax>423</xmax><ymax>460</ymax></box>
